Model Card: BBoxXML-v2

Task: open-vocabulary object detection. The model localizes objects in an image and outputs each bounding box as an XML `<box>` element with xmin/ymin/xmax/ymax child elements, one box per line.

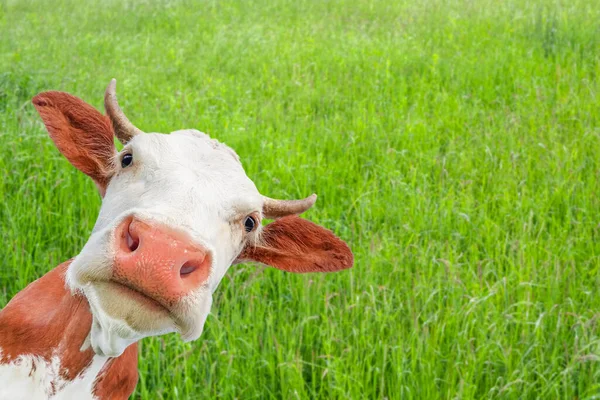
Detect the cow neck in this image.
<box><xmin>0</xmin><ymin>261</ymin><xmax>97</xmax><ymax>373</ymax></box>
<box><xmin>0</xmin><ymin>260</ymin><xmax>139</xmax><ymax>395</ymax></box>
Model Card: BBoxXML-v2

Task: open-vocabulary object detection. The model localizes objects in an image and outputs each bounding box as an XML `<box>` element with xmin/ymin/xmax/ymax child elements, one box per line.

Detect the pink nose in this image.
<box><xmin>112</xmin><ymin>217</ymin><xmax>211</xmax><ymax>307</ymax></box>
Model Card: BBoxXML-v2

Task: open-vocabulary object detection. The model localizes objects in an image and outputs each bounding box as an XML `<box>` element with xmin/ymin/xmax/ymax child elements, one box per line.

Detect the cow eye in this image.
<box><xmin>244</xmin><ymin>216</ymin><xmax>256</xmax><ymax>233</ymax></box>
<box><xmin>121</xmin><ymin>153</ymin><xmax>133</xmax><ymax>168</ymax></box>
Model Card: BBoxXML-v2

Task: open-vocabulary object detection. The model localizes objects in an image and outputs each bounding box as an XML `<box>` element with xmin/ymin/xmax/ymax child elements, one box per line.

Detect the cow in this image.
<box><xmin>0</xmin><ymin>80</ymin><xmax>353</xmax><ymax>399</ymax></box>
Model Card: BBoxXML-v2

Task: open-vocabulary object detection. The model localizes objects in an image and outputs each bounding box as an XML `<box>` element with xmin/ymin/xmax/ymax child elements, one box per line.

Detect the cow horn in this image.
<box><xmin>262</xmin><ymin>194</ymin><xmax>317</xmax><ymax>219</ymax></box>
<box><xmin>104</xmin><ymin>79</ymin><xmax>143</xmax><ymax>144</ymax></box>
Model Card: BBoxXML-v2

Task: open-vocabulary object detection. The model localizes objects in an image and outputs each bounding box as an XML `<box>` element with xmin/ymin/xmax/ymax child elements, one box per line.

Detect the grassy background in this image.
<box><xmin>2</xmin><ymin>0</ymin><xmax>600</xmax><ymax>398</ymax></box>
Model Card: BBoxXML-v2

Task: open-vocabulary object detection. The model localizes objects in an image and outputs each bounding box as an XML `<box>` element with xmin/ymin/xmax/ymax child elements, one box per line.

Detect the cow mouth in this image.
<box><xmin>106</xmin><ymin>280</ymin><xmax>172</xmax><ymax>315</ymax></box>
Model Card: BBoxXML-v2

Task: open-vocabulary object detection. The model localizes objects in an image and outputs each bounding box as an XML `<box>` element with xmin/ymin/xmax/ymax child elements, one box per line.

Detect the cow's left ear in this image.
<box><xmin>237</xmin><ymin>215</ymin><xmax>353</xmax><ymax>273</ymax></box>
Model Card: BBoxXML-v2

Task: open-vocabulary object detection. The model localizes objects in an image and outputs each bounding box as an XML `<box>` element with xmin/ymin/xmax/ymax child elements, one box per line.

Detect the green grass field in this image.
<box><xmin>2</xmin><ymin>0</ymin><xmax>600</xmax><ymax>398</ymax></box>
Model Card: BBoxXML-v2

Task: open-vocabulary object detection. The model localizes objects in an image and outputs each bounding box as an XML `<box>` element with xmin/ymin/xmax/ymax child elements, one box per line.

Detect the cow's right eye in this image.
<box><xmin>121</xmin><ymin>153</ymin><xmax>133</xmax><ymax>168</ymax></box>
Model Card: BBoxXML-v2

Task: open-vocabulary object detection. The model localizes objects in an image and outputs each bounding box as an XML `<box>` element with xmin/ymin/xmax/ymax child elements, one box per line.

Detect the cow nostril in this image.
<box><xmin>180</xmin><ymin>262</ymin><xmax>198</xmax><ymax>277</ymax></box>
<box><xmin>126</xmin><ymin>228</ymin><xmax>139</xmax><ymax>252</ymax></box>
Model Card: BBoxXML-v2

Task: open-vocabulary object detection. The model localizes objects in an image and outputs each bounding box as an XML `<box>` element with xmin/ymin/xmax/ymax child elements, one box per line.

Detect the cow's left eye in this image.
<box><xmin>121</xmin><ymin>153</ymin><xmax>133</xmax><ymax>168</ymax></box>
<box><xmin>244</xmin><ymin>216</ymin><xmax>256</xmax><ymax>232</ymax></box>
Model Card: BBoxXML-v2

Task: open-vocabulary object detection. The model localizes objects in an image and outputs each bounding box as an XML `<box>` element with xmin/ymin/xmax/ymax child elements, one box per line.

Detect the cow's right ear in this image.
<box><xmin>236</xmin><ymin>215</ymin><xmax>354</xmax><ymax>273</ymax></box>
<box><xmin>32</xmin><ymin>91</ymin><xmax>116</xmax><ymax>196</ymax></box>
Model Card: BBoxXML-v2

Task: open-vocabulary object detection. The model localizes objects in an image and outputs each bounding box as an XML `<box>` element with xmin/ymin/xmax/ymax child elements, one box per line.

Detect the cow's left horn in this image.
<box><xmin>262</xmin><ymin>194</ymin><xmax>317</xmax><ymax>219</ymax></box>
<box><xmin>104</xmin><ymin>79</ymin><xmax>143</xmax><ymax>144</ymax></box>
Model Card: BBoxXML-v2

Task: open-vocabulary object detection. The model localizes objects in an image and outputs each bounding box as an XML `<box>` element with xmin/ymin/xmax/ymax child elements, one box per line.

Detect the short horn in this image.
<box><xmin>104</xmin><ymin>79</ymin><xmax>143</xmax><ymax>144</ymax></box>
<box><xmin>262</xmin><ymin>194</ymin><xmax>317</xmax><ymax>219</ymax></box>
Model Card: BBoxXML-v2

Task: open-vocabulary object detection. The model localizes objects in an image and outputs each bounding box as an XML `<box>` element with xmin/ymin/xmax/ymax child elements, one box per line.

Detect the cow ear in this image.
<box><xmin>32</xmin><ymin>91</ymin><xmax>116</xmax><ymax>196</ymax></box>
<box><xmin>237</xmin><ymin>215</ymin><xmax>353</xmax><ymax>273</ymax></box>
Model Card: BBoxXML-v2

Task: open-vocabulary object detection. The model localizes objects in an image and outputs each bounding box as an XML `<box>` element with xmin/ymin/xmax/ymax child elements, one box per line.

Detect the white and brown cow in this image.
<box><xmin>0</xmin><ymin>80</ymin><xmax>353</xmax><ymax>399</ymax></box>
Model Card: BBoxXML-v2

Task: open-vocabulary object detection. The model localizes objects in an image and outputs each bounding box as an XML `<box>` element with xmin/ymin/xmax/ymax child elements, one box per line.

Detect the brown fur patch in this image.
<box><xmin>93</xmin><ymin>344</ymin><xmax>139</xmax><ymax>399</ymax></box>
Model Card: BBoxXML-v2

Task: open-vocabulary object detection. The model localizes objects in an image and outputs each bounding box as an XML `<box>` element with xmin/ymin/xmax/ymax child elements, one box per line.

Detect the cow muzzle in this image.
<box><xmin>111</xmin><ymin>216</ymin><xmax>212</xmax><ymax>309</ymax></box>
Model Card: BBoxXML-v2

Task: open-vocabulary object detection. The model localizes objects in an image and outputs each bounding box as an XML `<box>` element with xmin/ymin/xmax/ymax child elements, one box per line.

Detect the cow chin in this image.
<box><xmin>81</xmin><ymin>281</ymin><xmax>213</xmax><ymax>357</ymax></box>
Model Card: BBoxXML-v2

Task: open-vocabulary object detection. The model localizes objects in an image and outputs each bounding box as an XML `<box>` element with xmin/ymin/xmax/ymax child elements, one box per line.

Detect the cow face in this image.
<box><xmin>32</xmin><ymin>80</ymin><xmax>353</xmax><ymax>357</ymax></box>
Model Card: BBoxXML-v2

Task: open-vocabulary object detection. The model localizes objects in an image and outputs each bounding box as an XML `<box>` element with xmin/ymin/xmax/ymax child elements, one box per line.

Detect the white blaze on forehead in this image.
<box><xmin>94</xmin><ymin>129</ymin><xmax>262</xmax><ymax>236</ymax></box>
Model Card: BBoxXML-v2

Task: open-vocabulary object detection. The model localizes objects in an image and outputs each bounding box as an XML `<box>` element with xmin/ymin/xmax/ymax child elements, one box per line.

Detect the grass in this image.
<box><xmin>1</xmin><ymin>0</ymin><xmax>600</xmax><ymax>398</ymax></box>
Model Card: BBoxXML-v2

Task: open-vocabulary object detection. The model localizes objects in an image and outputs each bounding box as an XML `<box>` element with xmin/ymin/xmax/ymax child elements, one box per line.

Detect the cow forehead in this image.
<box><xmin>134</xmin><ymin>130</ymin><xmax>241</xmax><ymax>169</ymax></box>
<box><xmin>95</xmin><ymin>130</ymin><xmax>262</xmax><ymax>235</ymax></box>
<box><xmin>128</xmin><ymin>130</ymin><xmax>258</xmax><ymax>194</ymax></box>
<box><xmin>168</xmin><ymin>129</ymin><xmax>241</xmax><ymax>164</ymax></box>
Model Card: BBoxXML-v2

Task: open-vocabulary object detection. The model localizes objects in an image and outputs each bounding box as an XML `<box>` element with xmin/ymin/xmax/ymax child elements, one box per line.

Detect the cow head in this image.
<box><xmin>32</xmin><ymin>80</ymin><xmax>353</xmax><ymax>357</ymax></box>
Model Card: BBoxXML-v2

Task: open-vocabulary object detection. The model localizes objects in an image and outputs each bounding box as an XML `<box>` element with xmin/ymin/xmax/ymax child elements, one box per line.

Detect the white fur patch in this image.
<box><xmin>0</xmin><ymin>347</ymin><xmax>107</xmax><ymax>400</ymax></box>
